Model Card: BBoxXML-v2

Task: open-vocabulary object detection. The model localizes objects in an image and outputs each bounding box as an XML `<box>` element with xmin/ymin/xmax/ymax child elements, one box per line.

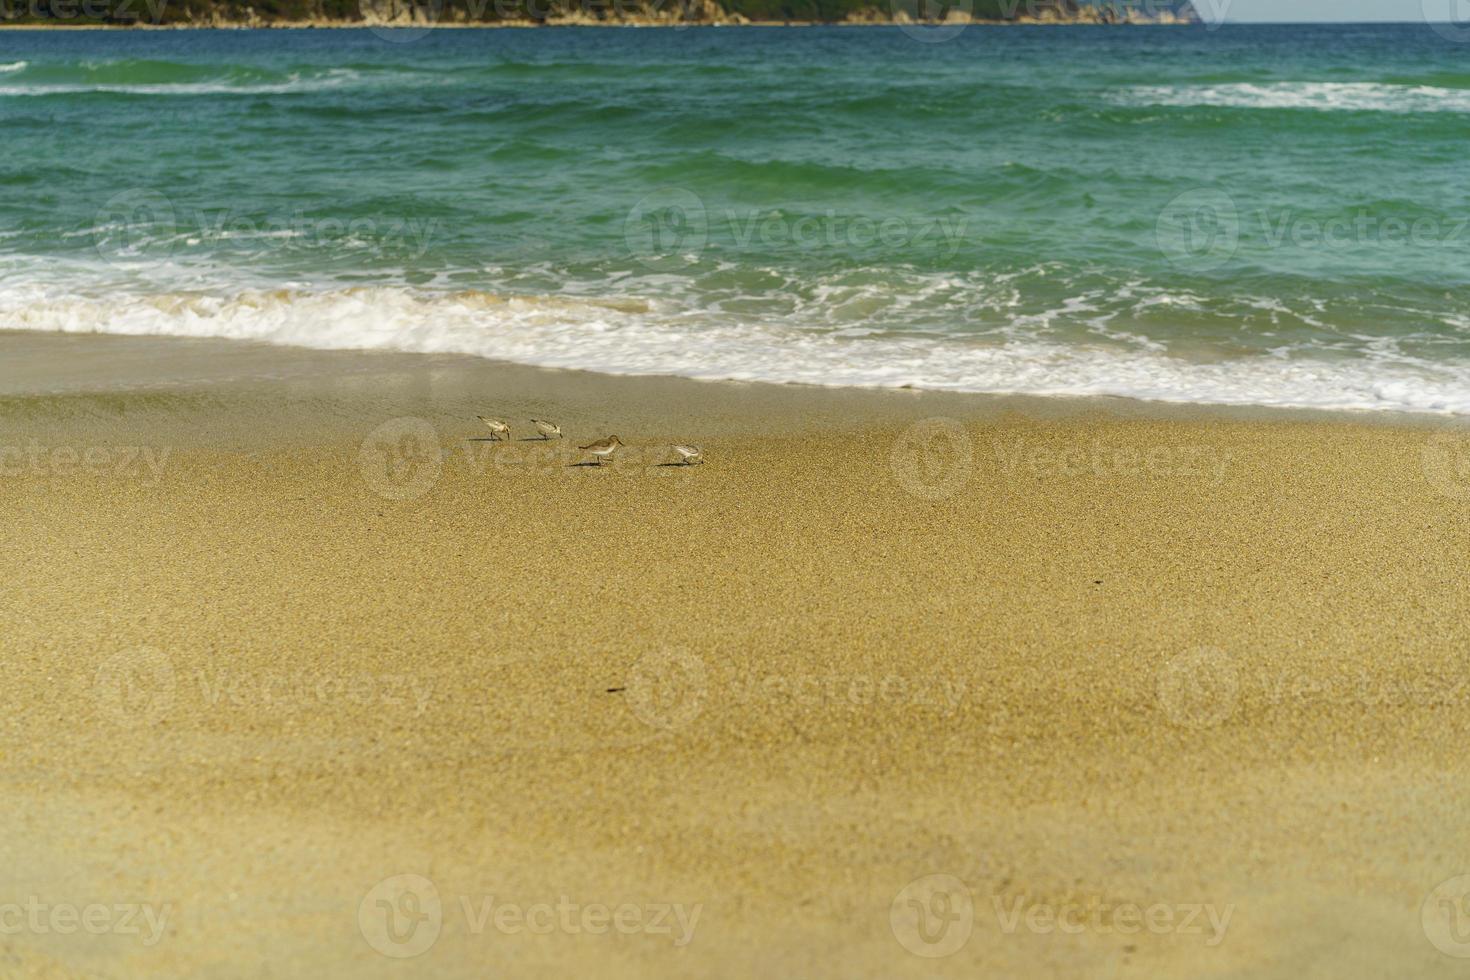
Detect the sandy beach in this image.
<box><xmin>0</xmin><ymin>331</ymin><xmax>1468</xmax><ymax>977</ymax></box>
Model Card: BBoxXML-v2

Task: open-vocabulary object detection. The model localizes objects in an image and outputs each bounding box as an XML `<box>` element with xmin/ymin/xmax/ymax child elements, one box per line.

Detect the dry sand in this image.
<box><xmin>4</xmin><ymin>332</ymin><xmax>1470</xmax><ymax>978</ymax></box>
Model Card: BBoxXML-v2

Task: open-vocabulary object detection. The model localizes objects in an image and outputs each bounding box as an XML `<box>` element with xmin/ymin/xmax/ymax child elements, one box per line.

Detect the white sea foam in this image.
<box><xmin>3</xmin><ymin>285</ymin><xmax>1470</xmax><ymax>415</ymax></box>
<box><xmin>0</xmin><ymin>69</ymin><xmax>365</xmax><ymax>98</ymax></box>
<box><xmin>1122</xmin><ymin>82</ymin><xmax>1470</xmax><ymax>114</ymax></box>
<box><xmin>0</xmin><ymin>61</ymin><xmax>27</xmax><ymax>74</ymax></box>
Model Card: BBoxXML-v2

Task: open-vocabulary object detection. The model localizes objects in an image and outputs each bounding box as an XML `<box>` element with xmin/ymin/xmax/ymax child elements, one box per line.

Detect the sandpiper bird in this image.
<box><xmin>672</xmin><ymin>445</ymin><xmax>704</xmax><ymax>466</ymax></box>
<box><xmin>477</xmin><ymin>416</ymin><xmax>511</xmax><ymax>441</ymax></box>
<box><xmin>580</xmin><ymin>436</ymin><xmax>623</xmax><ymax>466</ymax></box>
<box><xmin>531</xmin><ymin>419</ymin><xmax>562</xmax><ymax>440</ymax></box>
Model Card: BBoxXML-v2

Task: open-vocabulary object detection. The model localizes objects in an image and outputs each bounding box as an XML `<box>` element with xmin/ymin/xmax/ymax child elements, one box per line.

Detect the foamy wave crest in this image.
<box><xmin>4</xmin><ymin>286</ymin><xmax>1470</xmax><ymax>415</ymax></box>
<box><xmin>0</xmin><ymin>61</ymin><xmax>26</xmax><ymax>74</ymax></box>
<box><xmin>1122</xmin><ymin>82</ymin><xmax>1470</xmax><ymax>114</ymax></box>
<box><xmin>0</xmin><ymin>69</ymin><xmax>365</xmax><ymax>98</ymax></box>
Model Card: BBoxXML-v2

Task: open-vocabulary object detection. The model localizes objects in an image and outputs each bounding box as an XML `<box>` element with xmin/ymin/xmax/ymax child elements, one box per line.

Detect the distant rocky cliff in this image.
<box><xmin>4</xmin><ymin>0</ymin><xmax>1200</xmax><ymax>27</ymax></box>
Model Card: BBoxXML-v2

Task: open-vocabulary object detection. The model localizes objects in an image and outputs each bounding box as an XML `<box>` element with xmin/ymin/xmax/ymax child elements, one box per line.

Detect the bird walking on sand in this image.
<box><xmin>531</xmin><ymin>419</ymin><xmax>562</xmax><ymax>440</ymax></box>
<box><xmin>581</xmin><ymin>435</ymin><xmax>623</xmax><ymax>466</ymax></box>
<box><xmin>477</xmin><ymin>416</ymin><xmax>511</xmax><ymax>441</ymax></box>
<box><xmin>672</xmin><ymin>445</ymin><xmax>704</xmax><ymax>466</ymax></box>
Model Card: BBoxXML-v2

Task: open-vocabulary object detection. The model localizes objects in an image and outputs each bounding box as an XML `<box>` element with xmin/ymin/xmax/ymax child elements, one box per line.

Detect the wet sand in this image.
<box><xmin>3</xmin><ymin>332</ymin><xmax>1470</xmax><ymax>977</ymax></box>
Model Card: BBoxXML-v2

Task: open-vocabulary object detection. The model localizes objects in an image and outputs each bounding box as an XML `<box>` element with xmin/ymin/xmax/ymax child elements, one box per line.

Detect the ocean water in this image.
<box><xmin>2</xmin><ymin>24</ymin><xmax>1470</xmax><ymax>413</ymax></box>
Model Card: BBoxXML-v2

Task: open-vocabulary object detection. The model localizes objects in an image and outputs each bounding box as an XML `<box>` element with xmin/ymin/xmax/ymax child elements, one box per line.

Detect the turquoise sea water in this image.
<box><xmin>2</xmin><ymin>24</ymin><xmax>1470</xmax><ymax>412</ymax></box>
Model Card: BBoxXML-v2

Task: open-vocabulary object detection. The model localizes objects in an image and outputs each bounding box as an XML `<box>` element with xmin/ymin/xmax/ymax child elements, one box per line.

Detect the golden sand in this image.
<box><xmin>3</xmin><ymin>334</ymin><xmax>1470</xmax><ymax>977</ymax></box>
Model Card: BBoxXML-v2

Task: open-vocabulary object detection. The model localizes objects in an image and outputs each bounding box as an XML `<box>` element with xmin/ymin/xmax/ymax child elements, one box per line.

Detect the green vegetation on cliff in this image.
<box><xmin>0</xmin><ymin>0</ymin><xmax>1197</xmax><ymax>26</ymax></box>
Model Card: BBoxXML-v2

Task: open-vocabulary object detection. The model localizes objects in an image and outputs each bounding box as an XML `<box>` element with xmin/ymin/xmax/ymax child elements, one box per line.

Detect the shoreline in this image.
<box><xmin>0</xmin><ymin>329</ymin><xmax>1460</xmax><ymax>431</ymax></box>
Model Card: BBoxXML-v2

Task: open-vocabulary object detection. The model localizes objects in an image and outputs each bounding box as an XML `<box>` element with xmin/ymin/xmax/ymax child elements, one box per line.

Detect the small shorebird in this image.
<box><xmin>672</xmin><ymin>445</ymin><xmax>704</xmax><ymax>466</ymax></box>
<box><xmin>531</xmin><ymin>419</ymin><xmax>562</xmax><ymax>440</ymax></box>
<box><xmin>477</xmin><ymin>416</ymin><xmax>511</xmax><ymax>441</ymax></box>
<box><xmin>580</xmin><ymin>435</ymin><xmax>623</xmax><ymax>466</ymax></box>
